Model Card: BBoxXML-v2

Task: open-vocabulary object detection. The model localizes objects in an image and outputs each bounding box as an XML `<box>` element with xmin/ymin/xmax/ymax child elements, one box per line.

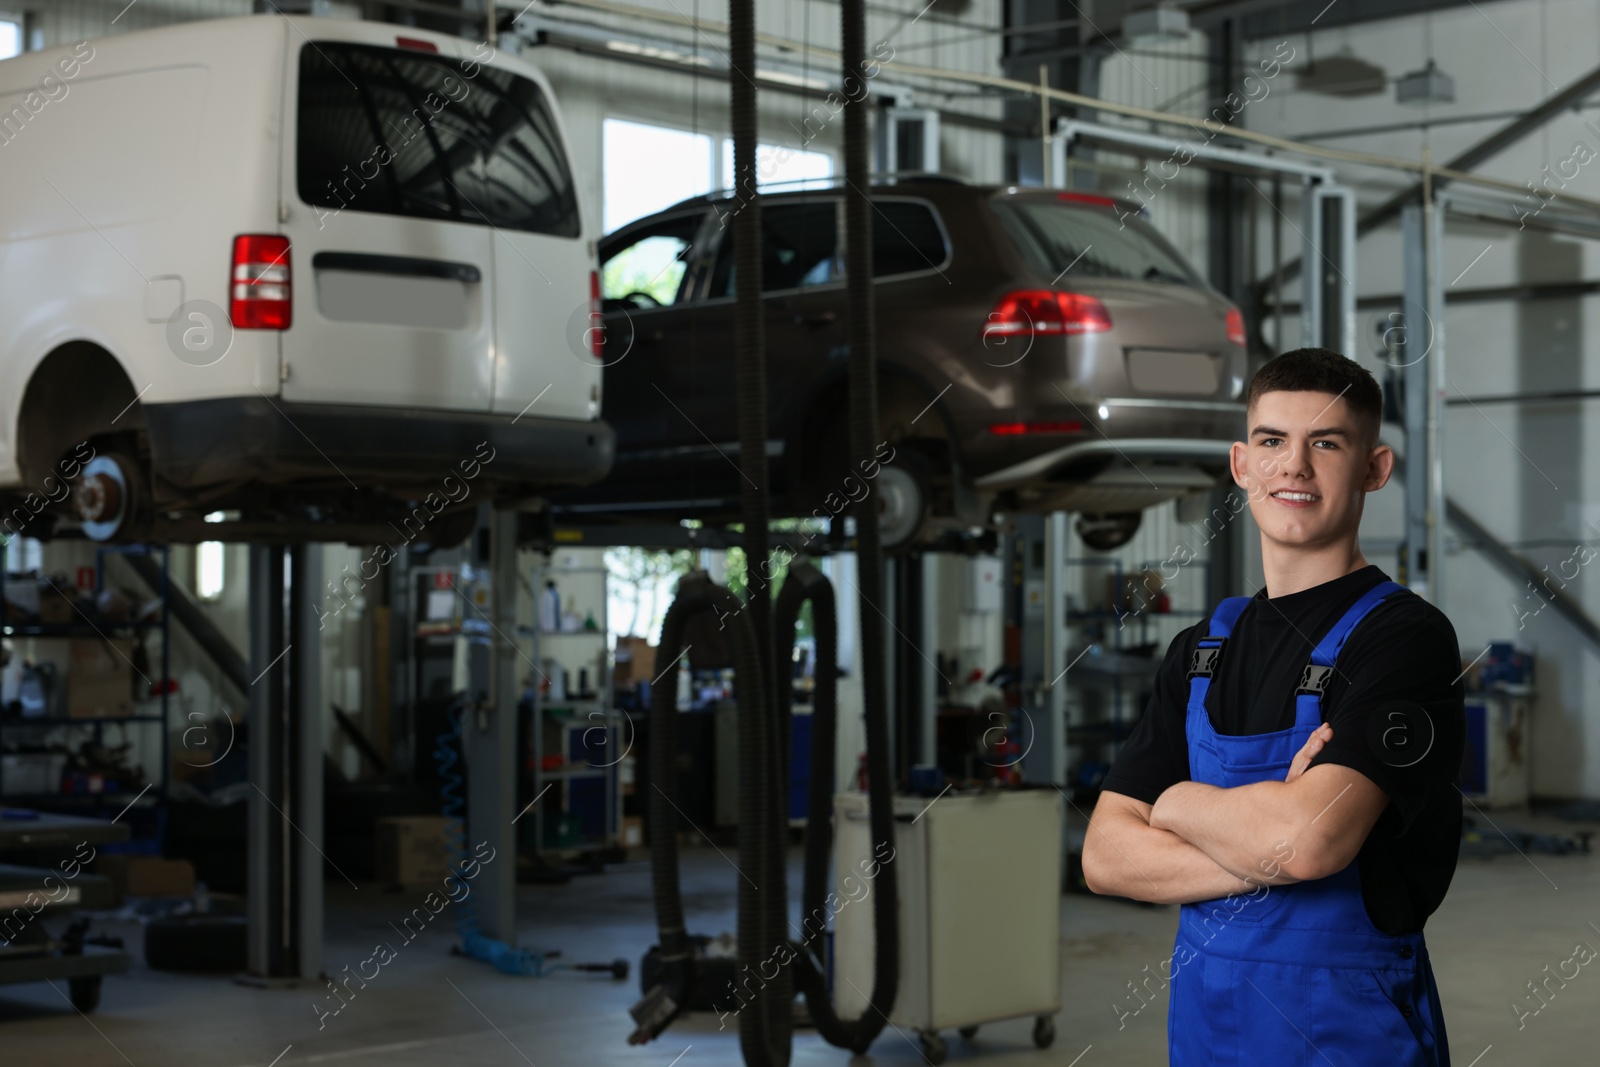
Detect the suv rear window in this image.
<box><xmin>706</xmin><ymin>197</ymin><xmax>949</xmax><ymax>297</ymax></box>
<box><xmin>709</xmin><ymin>201</ymin><xmax>840</xmax><ymax>298</ymax></box>
<box><xmin>991</xmin><ymin>200</ymin><xmax>1197</xmax><ymax>285</ymax></box>
<box><xmin>872</xmin><ymin>200</ymin><xmax>949</xmax><ymax>277</ymax></box>
<box><xmin>297</xmin><ymin>43</ymin><xmax>579</xmax><ymax>237</ymax></box>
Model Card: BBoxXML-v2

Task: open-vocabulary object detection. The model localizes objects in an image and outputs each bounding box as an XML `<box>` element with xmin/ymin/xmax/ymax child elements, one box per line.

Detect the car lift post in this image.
<box><xmin>1014</xmin><ymin>514</ymin><xmax>1066</xmax><ymax>790</ymax></box>
<box><xmin>1401</xmin><ymin>198</ymin><xmax>1446</xmax><ymax>602</ymax></box>
<box><xmin>246</xmin><ymin>544</ymin><xmax>323</xmax><ymax>982</ymax></box>
<box><xmin>461</xmin><ymin>506</ymin><xmax>520</xmax><ymax>942</ymax></box>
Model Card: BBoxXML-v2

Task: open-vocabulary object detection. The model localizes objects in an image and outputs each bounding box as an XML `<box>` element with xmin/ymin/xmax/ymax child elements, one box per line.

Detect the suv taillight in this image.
<box><xmin>587</xmin><ymin>270</ymin><xmax>604</xmax><ymax>360</ymax></box>
<box><xmin>982</xmin><ymin>290</ymin><xmax>1111</xmax><ymax>340</ymax></box>
<box><xmin>231</xmin><ymin>235</ymin><xmax>291</xmax><ymax>330</ymax></box>
<box><xmin>1225</xmin><ymin>306</ymin><xmax>1247</xmax><ymax>347</ymax></box>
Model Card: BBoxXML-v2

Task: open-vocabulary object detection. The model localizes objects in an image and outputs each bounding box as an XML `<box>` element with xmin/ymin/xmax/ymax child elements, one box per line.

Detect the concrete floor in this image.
<box><xmin>5</xmin><ymin>810</ymin><xmax>1599</xmax><ymax>1067</ymax></box>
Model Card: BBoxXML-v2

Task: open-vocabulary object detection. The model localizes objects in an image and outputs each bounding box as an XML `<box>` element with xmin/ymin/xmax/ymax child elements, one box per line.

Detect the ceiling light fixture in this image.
<box><xmin>1396</xmin><ymin>59</ymin><xmax>1454</xmax><ymax>105</ymax></box>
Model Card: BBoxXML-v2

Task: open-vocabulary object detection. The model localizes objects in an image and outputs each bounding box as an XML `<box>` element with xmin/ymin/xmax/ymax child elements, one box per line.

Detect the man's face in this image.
<box><xmin>1230</xmin><ymin>390</ymin><xmax>1393</xmax><ymax>550</ymax></box>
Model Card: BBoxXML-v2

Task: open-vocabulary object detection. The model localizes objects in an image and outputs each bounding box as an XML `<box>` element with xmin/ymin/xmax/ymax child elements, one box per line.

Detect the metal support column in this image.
<box><xmin>247</xmin><ymin>544</ymin><xmax>322</xmax><ymax>981</ymax></box>
<box><xmin>1303</xmin><ymin>183</ymin><xmax>1357</xmax><ymax>357</ymax></box>
<box><xmin>1425</xmin><ymin>189</ymin><xmax>1447</xmax><ymax>610</ymax></box>
<box><xmin>290</xmin><ymin>545</ymin><xmax>323</xmax><ymax>980</ymax></box>
<box><xmin>882</xmin><ymin>554</ymin><xmax>899</xmax><ymax>778</ymax></box>
<box><xmin>463</xmin><ymin>507</ymin><xmax>520</xmax><ymax>942</ymax></box>
<box><xmin>1400</xmin><ymin>203</ymin><xmax>1430</xmax><ymax>595</ymax></box>
<box><xmin>1015</xmin><ymin>513</ymin><xmax>1062</xmax><ymax>787</ymax></box>
<box><xmin>1400</xmin><ymin>197</ymin><xmax>1447</xmax><ymax>603</ymax></box>
<box><xmin>1037</xmin><ymin>512</ymin><xmax>1067</xmax><ymax>788</ymax></box>
<box><xmin>917</xmin><ymin>553</ymin><xmax>939</xmax><ymax>769</ymax></box>
<box><xmin>887</xmin><ymin>554</ymin><xmax>926</xmax><ymax>784</ymax></box>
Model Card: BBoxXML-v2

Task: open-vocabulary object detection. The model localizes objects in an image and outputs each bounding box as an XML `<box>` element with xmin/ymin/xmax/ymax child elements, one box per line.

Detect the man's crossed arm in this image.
<box><xmin>1082</xmin><ymin>725</ymin><xmax>1390</xmax><ymax>905</ymax></box>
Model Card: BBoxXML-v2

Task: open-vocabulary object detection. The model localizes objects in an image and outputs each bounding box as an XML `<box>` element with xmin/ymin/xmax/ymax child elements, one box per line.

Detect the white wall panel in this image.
<box><xmin>1237</xmin><ymin>1</ymin><xmax>1600</xmax><ymax>799</ymax></box>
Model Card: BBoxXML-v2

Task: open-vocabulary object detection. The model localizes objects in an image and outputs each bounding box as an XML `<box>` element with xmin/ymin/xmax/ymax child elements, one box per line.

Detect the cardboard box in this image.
<box><xmin>24</xmin><ymin>637</ymin><xmax>133</xmax><ymax>719</ymax></box>
<box><xmin>375</xmin><ymin>815</ymin><xmax>453</xmax><ymax>886</ymax></box>
<box><xmin>38</xmin><ymin>591</ymin><xmax>78</xmax><ymax>625</ymax></box>
<box><xmin>614</xmin><ymin>636</ymin><xmax>656</xmax><ymax>687</ymax></box>
<box><xmin>98</xmin><ymin>855</ymin><xmax>196</xmax><ymax>899</ymax></box>
<box><xmin>621</xmin><ymin>815</ymin><xmax>644</xmax><ymax>849</ymax></box>
<box><xmin>68</xmin><ymin>637</ymin><xmax>134</xmax><ymax>719</ymax></box>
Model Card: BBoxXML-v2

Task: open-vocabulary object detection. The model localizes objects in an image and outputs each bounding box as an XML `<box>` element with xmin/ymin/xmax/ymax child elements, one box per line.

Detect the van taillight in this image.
<box><xmin>982</xmin><ymin>290</ymin><xmax>1111</xmax><ymax>340</ymax></box>
<box><xmin>587</xmin><ymin>270</ymin><xmax>604</xmax><ymax>360</ymax></box>
<box><xmin>396</xmin><ymin>36</ymin><xmax>439</xmax><ymax>53</ymax></box>
<box><xmin>1225</xmin><ymin>306</ymin><xmax>1247</xmax><ymax>347</ymax></box>
<box><xmin>231</xmin><ymin>235</ymin><xmax>291</xmax><ymax>330</ymax></box>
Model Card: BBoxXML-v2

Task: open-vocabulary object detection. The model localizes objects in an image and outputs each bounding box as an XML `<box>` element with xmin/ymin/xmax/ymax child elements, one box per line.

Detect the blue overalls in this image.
<box><xmin>1168</xmin><ymin>580</ymin><xmax>1451</xmax><ymax>1067</ymax></box>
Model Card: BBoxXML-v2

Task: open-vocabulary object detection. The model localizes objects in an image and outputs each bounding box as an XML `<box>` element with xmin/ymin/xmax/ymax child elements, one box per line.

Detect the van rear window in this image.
<box><xmin>297</xmin><ymin>43</ymin><xmax>579</xmax><ymax>237</ymax></box>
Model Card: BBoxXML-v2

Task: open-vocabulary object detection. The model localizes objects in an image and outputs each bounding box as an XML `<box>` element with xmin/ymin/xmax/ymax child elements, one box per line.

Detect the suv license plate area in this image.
<box><xmin>1125</xmin><ymin>348</ymin><xmax>1218</xmax><ymax>395</ymax></box>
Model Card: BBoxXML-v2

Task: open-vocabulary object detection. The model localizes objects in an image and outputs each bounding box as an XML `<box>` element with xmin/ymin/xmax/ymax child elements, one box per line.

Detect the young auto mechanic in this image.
<box><xmin>1084</xmin><ymin>347</ymin><xmax>1464</xmax><ymax>1066</ymax></box>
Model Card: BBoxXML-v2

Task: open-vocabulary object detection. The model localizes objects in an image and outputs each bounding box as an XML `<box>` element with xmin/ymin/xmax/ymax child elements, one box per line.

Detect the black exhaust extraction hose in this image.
<box><xmin>776</xmin><ymin>562</ymin><xmax>898</xmax><ymax>1053</ymax></box>
<box><xmin>772</xmin><ymin>563</ymin><xmax>835</xmax><ymax>963</ymax></box>
<box><xmin>729</xmin><ymin>1</ymin><xmax>790</xmax><ymax>1065</ymax></box>
<box><xmin>638</xmin><ymin>572</ymin><xmax>789</xmax><ymax>1065</ymax></box>
<box><xmin>817</xmin><ymin>0</ymin><xmax>902</xmax><ymax>1054</ymax></box>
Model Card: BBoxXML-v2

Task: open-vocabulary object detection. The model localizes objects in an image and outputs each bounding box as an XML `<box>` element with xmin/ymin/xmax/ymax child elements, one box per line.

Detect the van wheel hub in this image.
<box><xmin>74</xmin><ymin>455</ymin><xmax>136</xmax><ymax>541</ymax></box>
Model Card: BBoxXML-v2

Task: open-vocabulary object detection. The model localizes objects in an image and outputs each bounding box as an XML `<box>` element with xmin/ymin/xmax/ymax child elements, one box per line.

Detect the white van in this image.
<box><xmin>0</xmin><ymin>15</ymin><xmax>611</xmax><ymax>543</ymax></box>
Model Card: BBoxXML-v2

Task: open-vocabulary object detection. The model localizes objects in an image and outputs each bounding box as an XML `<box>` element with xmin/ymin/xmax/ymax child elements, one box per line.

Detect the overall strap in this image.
<box><xmin>1186</xmin><ymin>595</ymin><xmax>1254</xmax><ymax>708</ymax></box>
<box><xmin>1294</xmin><ymin>579</ymin><xmax>1409</xmax><ymax>726</ymax></box>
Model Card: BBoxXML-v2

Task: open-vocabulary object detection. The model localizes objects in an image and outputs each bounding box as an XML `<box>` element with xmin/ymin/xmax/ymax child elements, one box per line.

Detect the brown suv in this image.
<box><xmin>555</xmin><ymin>178</ymin><xmax>1246</xmax><ymax>549</ymax></box>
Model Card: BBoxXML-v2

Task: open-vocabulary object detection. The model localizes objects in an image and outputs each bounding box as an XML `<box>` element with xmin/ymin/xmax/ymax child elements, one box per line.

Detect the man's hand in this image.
<box><xmin>1286</xmin><ymin>724</ymin><xmax>1333</xmax><ymax>783</ymax></box>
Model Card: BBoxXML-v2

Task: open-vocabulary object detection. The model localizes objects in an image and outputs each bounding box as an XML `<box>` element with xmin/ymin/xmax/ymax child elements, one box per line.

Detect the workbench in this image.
<box><xmin>0</xmin><ymin>808</ymin><xmax>131</xmax><ymax>1012</ymax></box>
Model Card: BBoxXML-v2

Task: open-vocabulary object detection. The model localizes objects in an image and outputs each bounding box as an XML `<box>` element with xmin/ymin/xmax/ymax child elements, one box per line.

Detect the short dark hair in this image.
<box><xmin>1244</xmin><ymin>347</ymin><xmax>1383</xmax><ymax>447</ymax></box>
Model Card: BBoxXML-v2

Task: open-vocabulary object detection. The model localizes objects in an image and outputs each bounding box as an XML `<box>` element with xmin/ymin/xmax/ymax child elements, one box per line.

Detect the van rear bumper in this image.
<box><xmin>143</xmin><ymin>397</ymin><xmax>614</xmax><ymax>492</ymax></box>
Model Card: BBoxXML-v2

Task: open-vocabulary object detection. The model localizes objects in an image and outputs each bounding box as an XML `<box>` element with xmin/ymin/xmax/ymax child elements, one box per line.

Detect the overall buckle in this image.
<box><xmin>1187</xmin><ymin>638</ymin><xmax>1226</xmax><ymax>679</ymax></box>
<box><xmin>1297</xmin><ymin>663</ymin><xmax>1335</xmax><ymax>695</ymax></box>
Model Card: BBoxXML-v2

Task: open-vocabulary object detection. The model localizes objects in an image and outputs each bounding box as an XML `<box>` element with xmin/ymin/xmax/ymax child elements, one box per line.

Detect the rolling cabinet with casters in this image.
<box><xmin>833</xmin><ymin>788</ymin><xmax>1062</xmax><ymax>1064</ymax></box>
<box><xmin>0</xmin><ymin>810</ymin><xmax>131</xmax><ymax>1014</ymax></box>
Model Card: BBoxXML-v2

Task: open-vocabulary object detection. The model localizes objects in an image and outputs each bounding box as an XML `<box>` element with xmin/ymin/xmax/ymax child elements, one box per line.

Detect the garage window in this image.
<box><xmin>297</xmin><ymin>42</ymin><xmax>579</xmax><ymax>237</ymax></box>
<box><xmin>719</xmin><ymin>139</ymin><xmax>833</xmax><ymax>192</ymax></box>
<box><xmin>604</xmin><ymin>119</ymin><xmax>715</xmax><ymax>233</ymax></box>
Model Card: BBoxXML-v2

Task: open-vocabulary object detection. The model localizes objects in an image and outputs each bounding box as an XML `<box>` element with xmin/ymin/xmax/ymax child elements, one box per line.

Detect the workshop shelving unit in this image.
<box><xmin>527</xmin><ymin>561</ymin><xmax>622</xmax><ymax>859</ymax></box>
<box><xmin>0</xmin><ymin>543</ymin><xmax>171</xmax><ymax>847</ymax></box>
<box><xmin>1061</xmin><ymin>556</ymin><xmax>1209</xmax><ymax>792</ymax></box>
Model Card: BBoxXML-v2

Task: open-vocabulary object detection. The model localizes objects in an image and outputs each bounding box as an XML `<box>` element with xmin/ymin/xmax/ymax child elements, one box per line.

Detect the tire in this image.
<box><xmin>69</xmin><ymin>975</ymin><xmax>102</xmax><ymax>1013</ymax></box>
<box><xmin>1074</xmin><ymin>510</ymin><xmax>1143</xmax><ymax>551</ymax></box>
<box><xmin>919</xmin><ymin>1031</ymin><xmax>948</xmax><ymax>1065</ymax></box>
<box><xmin>145</xmin><ymin>914</ymin><xmax>248</xmax><ymax>973</ymax></box>
<box><xmin>1033</xmin><ymin>1015</ymin><xmax>1056</xmax><ymax>1049</ymax></box>
<box><xmin>958</xmin><ymin>1025</ymin><xmax>979</xmax><ymax>1040</ymax></box>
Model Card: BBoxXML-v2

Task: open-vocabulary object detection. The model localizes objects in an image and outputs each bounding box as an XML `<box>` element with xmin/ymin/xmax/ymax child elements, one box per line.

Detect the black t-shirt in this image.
<box><xmin>1099</xmin><ymin>565</ymin><xmax>1465</xmax><ymax>935</ymax></box>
